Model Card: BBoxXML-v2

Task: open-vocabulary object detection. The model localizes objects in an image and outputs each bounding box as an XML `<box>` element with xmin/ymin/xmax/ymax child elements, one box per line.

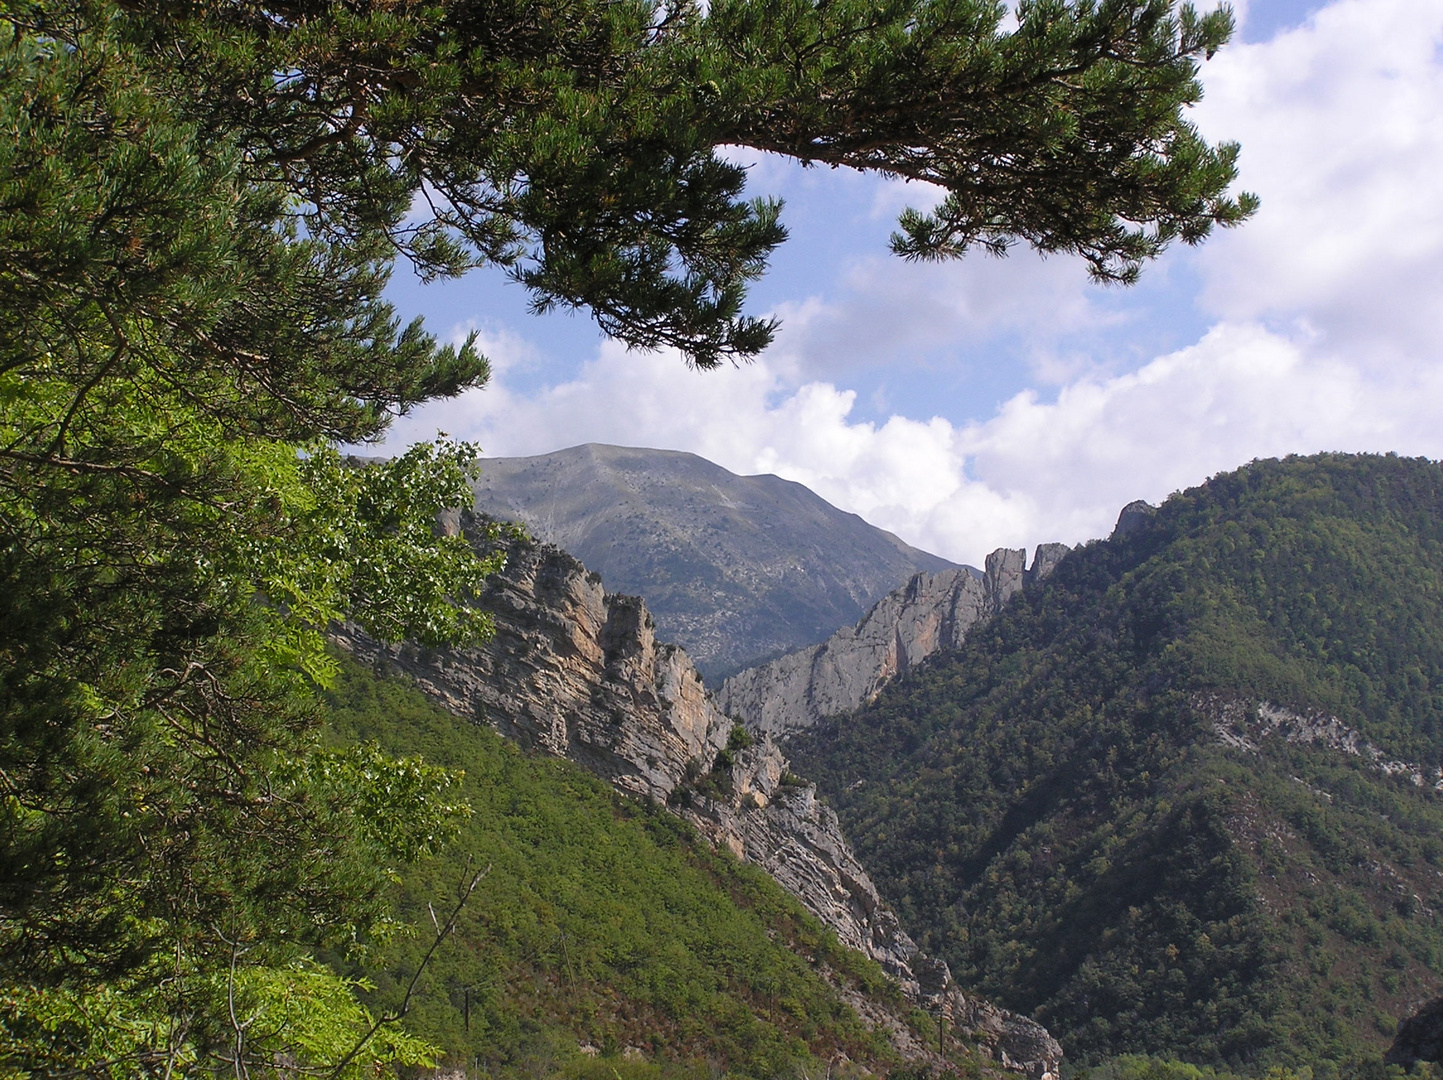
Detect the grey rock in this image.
<box><xmin>718</xmin><ymin>544</ymin><xmax>1068</xmax><ymax>737</ymax></box>
<box><xmin>986</xmin><ymin>547</ymin><xmax>1028</xmax><ymax>600</ymax></box>
<box><xmin>333</xmin><ymin>525</ymin><xmax>731</xmax><ymax>802</ymax></box>
<box><xmin>468</xmin><ymin>444</ymin><xmax>956</xmax><ymax>680</ymax></box>
<box><xmin>950</xmin><ymin>998</ymin><xmax>1063</xmax><ymax>1080</ymax></box>
<box><xmin>679</xmin><ymin>736</ymin><xmax>921</xmax><ymax>987</ymax></box>
<box><xmin>1199</xmin><ymin>694</ymin><xmax>1443</xmax><ymax>791</ymax></box>
<box><xmin>1111</xmin><ymin>499</ymin><xmax>1157</xmax><ymax>540</ymax></box>
<box><xmin>1027</xmin><ymin>542</ymin><xmax>1071</xmax><ymax>586</ymax></box>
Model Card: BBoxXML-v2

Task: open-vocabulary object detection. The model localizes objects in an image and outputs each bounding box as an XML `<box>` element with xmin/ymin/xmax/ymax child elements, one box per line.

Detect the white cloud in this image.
<box><xmin>768</xmin><ymin>248</ymin><xmax>1120</xmax><ymax>380</ymax></box>
<box><xmin>385</xmin><ymin>0</ymin><xmax>1443</xmax><ymax>574</ymax></box>
<box><xmin>384</xmin><ymin>320</ymin><xmax>1443</xmax><ymax>567</ymax></box>
<box><xmin>868</xmin><ymin>176</ymin><xmax>948</xmax><ymax>221</ymax></box>
<box><xmin>1191</xmin><ymin>0</ymin><xmax>1443</xmax><ymax>360</ymax></box>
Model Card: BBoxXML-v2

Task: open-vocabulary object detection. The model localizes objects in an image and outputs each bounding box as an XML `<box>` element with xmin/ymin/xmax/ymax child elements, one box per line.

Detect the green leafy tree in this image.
<box><xmin>95</xmin><ymin>0</ymin><xmax>1254</xmax><ymax>368</ymax></box>
<box><xmin>0</xmin><ymin>0</ymin><xmax>1253</xmax><ymax>1072</ymax></box>
<box><xmin>790</xmin><ymin>454</ymin><xmax>1443</xmax><ymax>1067</ymax></box>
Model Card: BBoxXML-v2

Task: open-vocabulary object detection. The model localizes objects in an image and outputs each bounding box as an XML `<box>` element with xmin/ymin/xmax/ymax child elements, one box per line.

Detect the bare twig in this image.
<box><xmin>325</xmin><ymin>861</ymin><xmax>490</xmax><ymax>1078</ymax></box>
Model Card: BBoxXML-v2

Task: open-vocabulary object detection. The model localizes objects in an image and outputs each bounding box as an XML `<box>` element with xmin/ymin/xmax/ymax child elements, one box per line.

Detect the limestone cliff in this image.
<box><xmin>718</xmin><ymin>543</ymin><xmax>1070</xmax><ymax>737</ymax></box>
<box><xmin>331</xmin><ymin>522</ymin><xmax>1061</xmax><ymax>1080</ymax></box>
<box><xmin>678</xmin><ymin>736</ymin><xmax>1062</xmax><ymax>1080</ymax></box>
<box><xmin>335</xmin><ymin>527</ymin><xmax>731</xmax><ymax>802</ymax></box>
<box><xmin>469</xmin><ymin>443</ymin><xmax>957</xmax><ymax>680</ymax></box>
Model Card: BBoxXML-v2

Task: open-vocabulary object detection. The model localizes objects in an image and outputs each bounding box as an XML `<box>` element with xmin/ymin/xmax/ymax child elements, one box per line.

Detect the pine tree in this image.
<box><xmin>0</xmin><ymin>0</ymin><xmax>1253</xmax><ymax>1072</ymax></box>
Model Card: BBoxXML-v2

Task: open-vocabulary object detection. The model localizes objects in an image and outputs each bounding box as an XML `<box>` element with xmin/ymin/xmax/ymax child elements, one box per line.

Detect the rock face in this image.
<box><xmin>681</xmin><ymin>738</ymin><xmax>1062</xmax><ymax>1080</ymax></box>
<box><xmin>1111</xmin><ymin>499</ymin><xmax>1157</xmax><ymax>540</ymax></box>
<box><xmin>332</xmin><ymin>522</ymin><xmax>1061</xmax><ymax>1080</ymax></box>
<box><xmin>333</xmin><ymin>524</ymin><xmax>732</xmax><ymax>803</ymax></box>
<box><xmin>469</xmin><ymin>444</ymin><xmax>957</xmax><ymax>681</ymax></box>
<box><xmin>679</xmin><ymin>736</ymin><xmax>921</xmax><ymax>985</ymax></box>
<box><xmin>719</xmin><ymin>543</ymin><xmax>1070</xmax><ymax>737</ymax></box>
<box><xmin>332</xmin><ymin>523</ymin><xmax>910</xmax><ymax>959</ymax></box>
<box><xmin>1202</xmin><ymin>695</ymin><xmax>1443</xmax><ymax>790</ymax></box>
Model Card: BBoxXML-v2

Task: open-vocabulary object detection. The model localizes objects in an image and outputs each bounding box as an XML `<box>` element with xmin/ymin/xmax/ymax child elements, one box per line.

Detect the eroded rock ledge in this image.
<box><xmin>1201</xmin><ymin>694</ymin><xmax>1443</xmax><ymax>790</ymax></box>
<box><xmin>336</xmin><ymin>529</ymin><xmax>731</xmax><ymax>803</ymax></box>
<box><xmin>680</xmin><ymin>736</ymin><xmax>1062</xmax><ymax>1080</ymax></box>
<box><xmin>331</xmin><ymin>521</ymin><xmax>1061</xmax><ymax>1080</ymax></box>
<box><xmin>718</xmin><ymin>544</ymin><xmax>1069</xmax><ymax>738</ymax></box>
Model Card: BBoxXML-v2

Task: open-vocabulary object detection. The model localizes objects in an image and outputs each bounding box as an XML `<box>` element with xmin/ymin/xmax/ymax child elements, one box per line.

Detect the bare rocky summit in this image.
<box><xmin>332</xmin><ymin>519</ymin><xmax>1060</xmax><ymax>1080</ymax></box>
<box><xmin>469</xmin><ymin>444</ymin><xmax>957</xmax><ymax>680</ymax></box>
<box><xmin>719</xmin><ymin>543</ymin><xmax>1070</xmax><ymax>736</ymax></box>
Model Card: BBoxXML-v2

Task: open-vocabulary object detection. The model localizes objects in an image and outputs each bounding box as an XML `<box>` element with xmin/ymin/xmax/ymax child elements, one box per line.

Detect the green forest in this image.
<box><xmin>790</xmin><ymin>453</ymin><xmax>1443</xmax><ymax>1072</ymax></box>
<box><xmin>1</xmin><ymin>0</ymin><xmax>1261</xmax><ymax>1074</ymax></box>
<box><xmin>321</xmin><ymin>653</ymin><xmax>924</xmax><ymax>1079</ymax></box>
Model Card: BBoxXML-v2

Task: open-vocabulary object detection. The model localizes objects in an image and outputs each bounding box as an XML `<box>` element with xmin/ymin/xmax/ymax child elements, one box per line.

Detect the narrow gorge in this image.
<box><xmin>332</xmin><ymin>515</ymin><xmax>1062</xmax><ymax>1080</ymax></box>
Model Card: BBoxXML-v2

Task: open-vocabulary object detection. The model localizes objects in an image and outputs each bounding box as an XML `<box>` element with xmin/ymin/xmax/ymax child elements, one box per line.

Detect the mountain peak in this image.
<box><xmin>471</xmin><ymin>444</ymin><xmax>956</xmax><ymax>679</ymax></box>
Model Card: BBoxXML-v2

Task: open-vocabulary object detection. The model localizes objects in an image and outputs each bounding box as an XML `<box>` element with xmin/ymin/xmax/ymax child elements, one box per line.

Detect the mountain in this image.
<box><xmin>468</xmin><ymin>444</ymin><xmax>958</xmax><ymax>680</ymax></box>
<box><xmin>331</xmin><ymin>520</ymin><xmax>1062</xmax><ymax>1080</ymax></box>
<box><xmin>785</xmin><ymin>454</ymin><xmax>1443</xmax><ymax>1069</ymax></box>
<box><xmin>719</xmin><ymin>543</ymin><xmax>1070</xmax><ymax>737</ymax></box>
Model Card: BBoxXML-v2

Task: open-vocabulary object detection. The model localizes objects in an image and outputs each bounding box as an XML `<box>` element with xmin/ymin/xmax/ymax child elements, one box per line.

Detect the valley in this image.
<box><xmin>330</xmin><ymin>514</ymin><xmax>1061</xmax><ymax>1080</ymax></box>
<box><xmin>782</xmin><ymin>453</ymin><xmax>1443</xmax><ymax>1067</ymax></box>
<box><xmin>334</xmin><ymin>447</ymin><xmax>1443</xmax><ymax>1079</ymax></box>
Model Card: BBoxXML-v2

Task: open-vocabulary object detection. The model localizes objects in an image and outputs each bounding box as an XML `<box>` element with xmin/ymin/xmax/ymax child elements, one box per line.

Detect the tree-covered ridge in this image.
<box><xmin>323</xmin><ymin>652</ymin><xmax>937</xmax><ymax>1080</ymax></box>
<box><xmin>789</xmin><ymin>454</ymin><xmax>1443</xmax><ymax>1069</ymax></box>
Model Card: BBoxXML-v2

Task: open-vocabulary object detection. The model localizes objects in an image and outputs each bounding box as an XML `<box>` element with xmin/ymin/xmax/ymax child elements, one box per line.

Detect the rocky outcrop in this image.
<box><xmin>678</xmin><ymin>735</ymin><xmax>921</xmax><ymax>985</ymax></box>
<box><xmin>1387</xmin><ymin>997</ymin><xmax>1443</xmax><ymax>1067</ymax></box>
<box><xmin>1202</xmin><ymin>695</ymin><xmax>1443</xmax><ymax>791</ymax></box>
<box><xmin>1111</xmin><ymin>499</ymin><xmax>1157</xmax><ymax>540</ymax></box>
<box><xmin>334</xmin><ymin>526</ymin><xmax>731</xmax><ymax>802</ymax></box>
<box><xmin>330</xmin><ymin>524</ymin><xmax>906</xmax><ymax>958</ymax></box>
<box><xmin>718</xmin><ymin>544</ymin><xmax>1069</xmax><ymax>737</ymax></box>
<box><xmin>681</xmin><ymin>737</ymin><xmax>1061</xmax><ymax>1080</ymax></box>
<box><xmin>333</xmin><ymin>524</ymin><xmax>917</xmax><ymax>970</ymax></box>
<box><xmin>332</xmin><ymin>521</ymin><xmax>1062</xmax><ymax>1080</ymax></box>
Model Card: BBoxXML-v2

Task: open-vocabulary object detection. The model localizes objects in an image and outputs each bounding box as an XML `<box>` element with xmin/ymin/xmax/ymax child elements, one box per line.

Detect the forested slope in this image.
<box><xmin>789</xmin><ymin>454</ymin><xmax>1443</xmax><ymax>1069</ymax></box>
<box><xmin>323</xmin><ymin>654</ymin><xmax>935</xmax><ymax>1080</ymax></box>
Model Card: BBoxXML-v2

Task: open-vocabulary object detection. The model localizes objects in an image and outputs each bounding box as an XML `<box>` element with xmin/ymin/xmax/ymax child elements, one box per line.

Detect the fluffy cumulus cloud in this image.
<box><xmin>387</xmin><ymin>322</ymin><xmax>1443</xmax><ymax>566</ymax></box>
<box><xmin>766</xmin><ymin>249</ymin><xmax>1121</xmax><ymax>381</ymax></box>
<box><xmin>1191</xmin><ymin>0</ymin><xmax>1443</xmax><ymax>361</ymax></box>
<box><xmin>386</xmin><ymin>0</ymin><xmax>1443</xmax><ymax>568</ymax></box>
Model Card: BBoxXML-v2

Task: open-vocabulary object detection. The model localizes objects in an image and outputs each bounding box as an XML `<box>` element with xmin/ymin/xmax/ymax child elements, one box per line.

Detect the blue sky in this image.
<box><xmin>382</xmin><ymin>0</ymin><xmax>1443</xmax><ymax>567</ymax></box>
